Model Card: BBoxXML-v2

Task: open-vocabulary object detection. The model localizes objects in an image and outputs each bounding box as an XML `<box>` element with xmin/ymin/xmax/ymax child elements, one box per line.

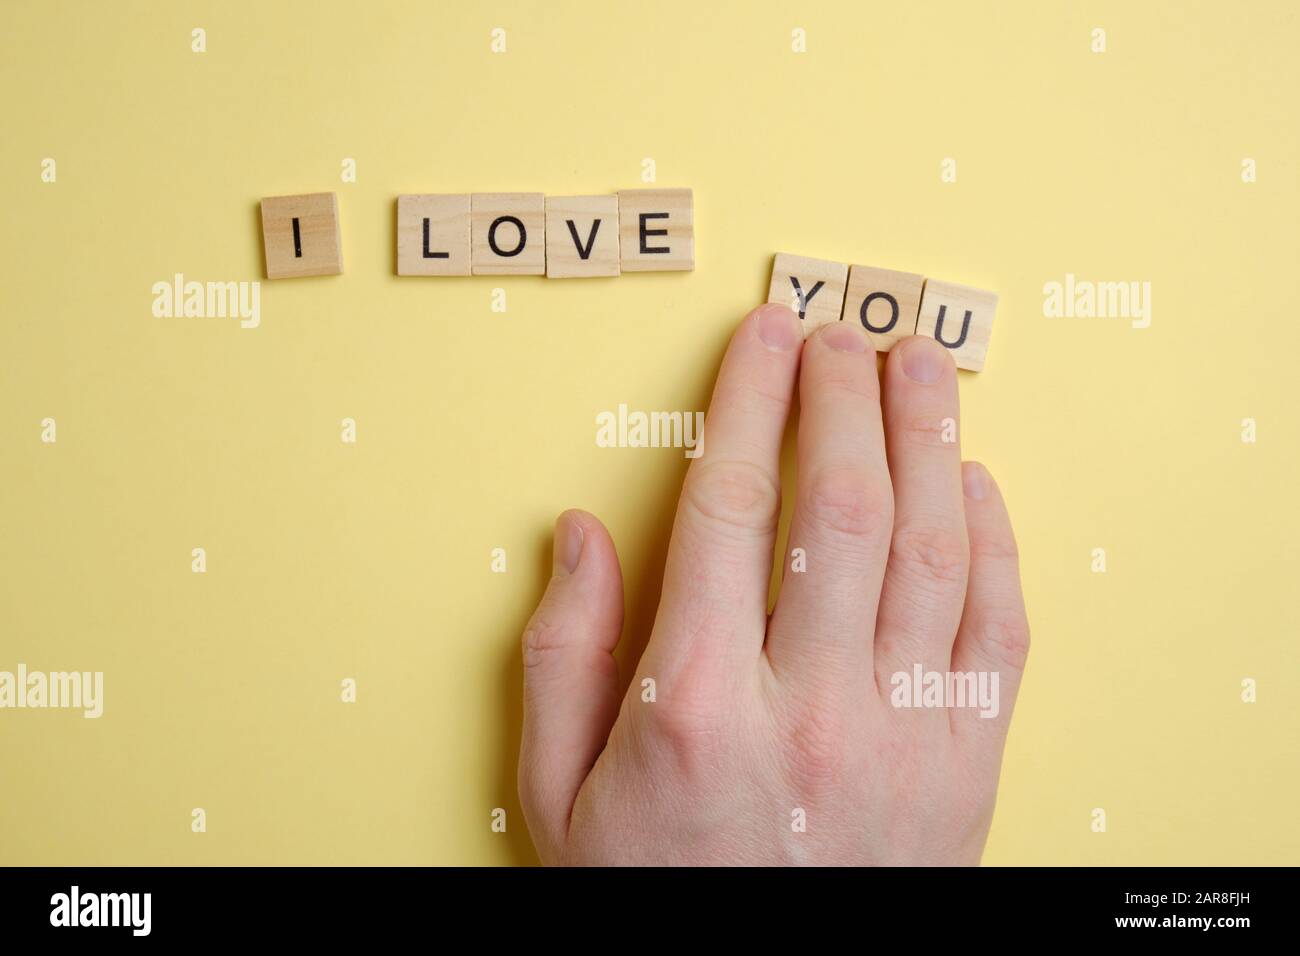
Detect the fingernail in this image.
<box><xmin>901</xmin><ymin>336</ymin><xmax>947</xmax><ymax>384</ymax></box>
<box><xmin>962</xmin><ymin>462</ymin><xmax>989</xmax><ymax>500</ymax></box>
<box><xmin>553</xmin><ymin>513</ymin><xmax>584</xmax><ymax>576</ymax></box>
<box><xmin>756</xmin><ymin>305</ymin><xmax>801</xmax><ymax>351</ymax></box>
<box><xmin>820</xmin><ymin>321</ymin><xmax>869</xmax><ymax>353</ymax></box>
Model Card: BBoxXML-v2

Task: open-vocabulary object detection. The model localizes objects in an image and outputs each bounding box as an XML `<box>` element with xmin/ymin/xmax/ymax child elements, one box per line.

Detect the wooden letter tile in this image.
<box><xmin>545</xmin><ymin>195</ymin><xmax>620</xmax><ymax>278</ymax></box>
<box><xmin>617</xmin><ymin>188</ymin><xmax>694</xmax><ymax>272</ymax></box>
<box><xmin>470</xmin><ymin>193</ymin><xmax>545</xmax><ymax>275</ymax></box>
<box><xmin>261</xmin><ymin>192</ymin><xmax>343</xmax><ymax>279</ymax></box>
<box><xmin>397</xmin><ymin>194</ymin><xmax>470</xmax><ymax>276</ymax></box>
<box><xmin>842</xmin><ymin>264</ymin><xmax>924</xmax><ymax>352</ymax></box>
<box><xmin>766</xmin><ymin>253</ymin><xmax>848</xmax><ymax>337</ymax></box>
<box><xmin>915</xmin><ymin>278</ymin><xmax>998</xmax><ymax>371</ymax></box>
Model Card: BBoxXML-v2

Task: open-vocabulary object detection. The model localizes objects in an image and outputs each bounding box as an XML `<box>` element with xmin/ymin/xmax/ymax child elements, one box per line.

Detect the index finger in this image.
<box><xmin>651</xmin><ymin>304</ymin><xmax>803</xmax><ymax>672</ymax></box>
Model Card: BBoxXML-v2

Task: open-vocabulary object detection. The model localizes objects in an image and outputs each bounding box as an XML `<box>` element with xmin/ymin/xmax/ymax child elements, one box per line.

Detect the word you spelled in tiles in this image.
<box><xmin>767</xmin><ymin>253</ymin><xmax>998</xmax><ymax>372</ymax></box>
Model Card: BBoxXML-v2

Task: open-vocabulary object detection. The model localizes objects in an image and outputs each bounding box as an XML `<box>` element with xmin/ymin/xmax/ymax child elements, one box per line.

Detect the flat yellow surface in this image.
<box><xmin>1</xmin><ymin>0</ymin><xmax>1297</xmax><ymax>865</ymax></box>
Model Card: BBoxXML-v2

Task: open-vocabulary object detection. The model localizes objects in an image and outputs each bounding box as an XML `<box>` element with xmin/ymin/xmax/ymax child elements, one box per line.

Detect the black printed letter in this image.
<box><xmin>933</xmin><ymin>304</ymin><xmax>972</xmax><ymax>348</ymax></box>
<box><xmin>422</xmin><ymin>219</ymin><xmax>449</xmax><ymax>259</ymax></box>
<box><xmin>566</xmin><ymin>219</ymin><xmax>601</xmax><ymax>260</ymax></box>
<box><xmin>789</xmin><ymin>277</ymin><xmax>825</xmax><ymax>320</ymax></box>
<box><xmin>859</xmin><ymin>291</ymin><xmax>899</xmax><ymax>334</ymax></box>
<box><xmin>638</xmin><ymin>212</ymin><xmax>670</xmax><ymax>254</ymax></box>
<box><xmin>488</xmin><ymin>216</ymin><xmax>526</xmax><ymax>257</ymax></box>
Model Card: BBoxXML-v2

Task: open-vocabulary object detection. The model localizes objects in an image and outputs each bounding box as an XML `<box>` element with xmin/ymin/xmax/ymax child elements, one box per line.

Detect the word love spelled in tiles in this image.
<box><xmin>258</xmin><ymin>189</ymin><xmax>693</xmax><ymax>280</ymax></box>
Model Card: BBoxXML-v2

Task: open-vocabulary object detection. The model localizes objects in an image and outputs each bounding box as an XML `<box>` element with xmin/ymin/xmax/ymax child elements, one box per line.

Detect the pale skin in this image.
<box><xmin>519</xmin><ymin>303</ymin><xmax>1030</xmax><ymax>865</ymax></box>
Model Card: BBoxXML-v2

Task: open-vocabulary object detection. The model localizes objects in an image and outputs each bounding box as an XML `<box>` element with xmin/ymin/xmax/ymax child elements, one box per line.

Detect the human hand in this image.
<box><xmin>518</xmin><ymin>304</ymin><xmax>1030</xmax><ymax>865</ymax></box>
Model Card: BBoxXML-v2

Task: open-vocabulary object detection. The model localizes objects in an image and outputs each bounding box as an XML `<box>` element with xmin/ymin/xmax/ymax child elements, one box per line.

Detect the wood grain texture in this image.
<box><xmin>545</xmin><ymin>195</ymin><xmax>620</xmax><ymax>278</ymax></box>
<box><xmin>915</xmin><ymin>278</ymin><xmax>998</xmax><ymax>371</ymax></box>
<box><xmin>766</xmin><ymin>253</ymin><xmax>848</xmax><ymax>337</ymax></box>
<box><xmin>261</xmin><ymin>193</ymin><xmax>343</xmax><ymax>279</ymax></box>
<box><xmin>471</xmin><ymin>193</ymin><xmax>545</xmax><ymax>275</ymax></box>
<box><xmin>617</xmin><ymin>188</ymin><xmax>693</xmax><ymax>272</ymax></box>
<box><xmin>843</xmin><ymin>264</ymin><xmax>924</xmax><ymax>352</ymax></box>
<box><xmin>397</xmin><ymin>194</ymin><xmax>471</xmax><ymax>276</ymax></box>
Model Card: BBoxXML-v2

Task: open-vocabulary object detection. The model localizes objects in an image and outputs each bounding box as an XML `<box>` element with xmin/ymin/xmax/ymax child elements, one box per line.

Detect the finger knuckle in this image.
<box><xmin>521</xmin><ymin>617</ymin><xmax>572</xmax><ymax>672</ymax></box>
<box><xmin>802</xmin><ymin>465</ymin><xmax>893</xmax><ymax>538</ymax></box>
<box><xmin>889</xmin><ymin>525</ymin><xmax>970</xmax><ymax>586</ymax></box>
<box><xmin>523</xmin><ymin>616</ymin><xmax>619</xmax><ymax>695</ymax></box>
<box><xmin>641</xmin><ymin>689</ymin><xmax>729</xmax><ymax>778</ymax></box>
<box><xmin>647</xmin><ymin>699</ymin><xmax>723</xmax><ymax>750</ymax></box>
<box><xmin>782</xmin><ymin>702</ymin><xmax>851</xmax><ymax>798</ymax></box>
<box><xmin>896</xmin><ymin>412</ymin><xmax>958</xmax><ymax>449</ymax></box>
<box><xmin>971</xmin><ymin>530</ymin><xmax>1020</xmax><ymax>563</ymax></box>
<box><xmin>809</xmin><ymin>363</ymin><xmax>879</xmax><ymax>401</ymax></box>
<box><xmin>683</xmin><ymin>458</ymin><xmax>781</xmax><ymax>538</ymax></box>
<box><xmin>720</xmin><ymin>377</ymin><xmax>792</xmax><ymax>417</ymax></box>
<box><xmin>971</xmin><ymin>613</ymin><xmax>1031</xmax><ymax>671</ymax></box>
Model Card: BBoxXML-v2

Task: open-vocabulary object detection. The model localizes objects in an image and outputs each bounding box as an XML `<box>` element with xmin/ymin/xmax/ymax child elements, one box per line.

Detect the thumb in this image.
<box><xmin>518</xmin><ymin>509</ymin><xmax>624</xmax><ymax>857</ymax></box>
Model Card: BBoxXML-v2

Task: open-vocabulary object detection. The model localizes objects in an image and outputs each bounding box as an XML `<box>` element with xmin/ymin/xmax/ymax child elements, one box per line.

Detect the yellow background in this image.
<box><xmin>2</xmin><ymin>0</ymin><xmax>1297</xmax><ymax>866</ymax></box>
